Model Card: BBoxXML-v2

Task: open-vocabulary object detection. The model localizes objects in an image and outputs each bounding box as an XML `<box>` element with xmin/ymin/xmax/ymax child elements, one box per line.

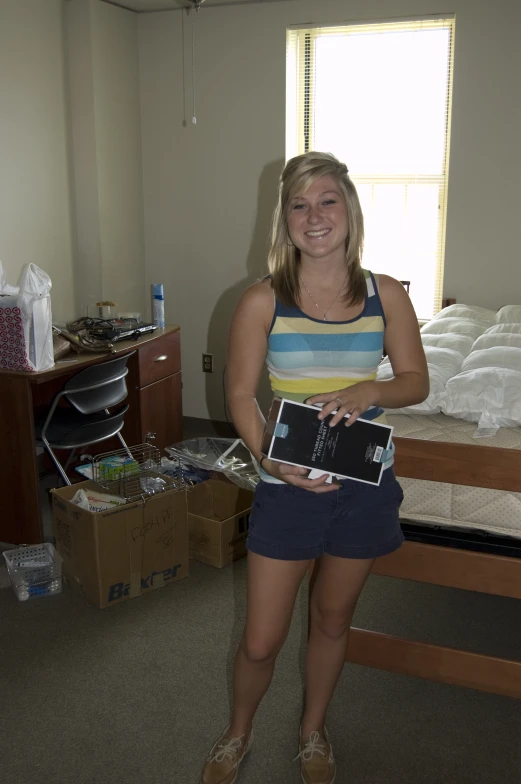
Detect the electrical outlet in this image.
<box><xmin>202</xmin><ymin>353</ymin><xmax>213</xmax><ymax>373</ymax></box>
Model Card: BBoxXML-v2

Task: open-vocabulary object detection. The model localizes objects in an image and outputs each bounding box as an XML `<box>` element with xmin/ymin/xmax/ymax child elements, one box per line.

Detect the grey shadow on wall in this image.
<box><xmin>204</xmin><ymin>158</ymin><xmax>284</xmax><ymax>432</ymax></box>
<box><xmin>212</xmin><ymin>159</ymin><xmax>301</xmax><ymax>720</ymax></box>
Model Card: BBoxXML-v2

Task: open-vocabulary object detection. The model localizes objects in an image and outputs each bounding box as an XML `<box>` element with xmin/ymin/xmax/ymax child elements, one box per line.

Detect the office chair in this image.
<box><xmin>35</xmin><ymin>352</ymin><xmax>135</xmax><ymax>485</ymax></box>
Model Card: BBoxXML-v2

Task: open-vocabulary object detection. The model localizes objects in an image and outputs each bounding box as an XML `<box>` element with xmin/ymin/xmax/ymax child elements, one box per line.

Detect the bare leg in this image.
<box><xmin>301</xmin><ymin>554</ymin><xmax>374</xmax><ymax>737</ymax></box>
<box><xmin>228</xmin><ymin>552</ymin><xmax>311</xmax><ymax>738</ymax></box>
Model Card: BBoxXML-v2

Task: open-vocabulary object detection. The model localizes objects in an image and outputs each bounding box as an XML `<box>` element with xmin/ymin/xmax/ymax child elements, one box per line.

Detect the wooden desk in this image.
<box><xmin>0</xmin><ymin>326</ymin><xmax>182</xmax><ymax>545</ymax></box>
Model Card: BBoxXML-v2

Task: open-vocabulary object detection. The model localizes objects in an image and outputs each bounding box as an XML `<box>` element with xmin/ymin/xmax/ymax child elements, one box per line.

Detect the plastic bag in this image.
<box><xmin>0</xmin><ymin>261</ymin><xmax>54</xmax><ymax>371</ymax></box>
<box><xmin>166</xmin><ymin>438</ymin><xmax>259</xmax><ymax>491</ymax></box>
<box><xmin>71</xmin><ymin>487</ymin><xmax>125</xmax><ymax>512</ymax></box>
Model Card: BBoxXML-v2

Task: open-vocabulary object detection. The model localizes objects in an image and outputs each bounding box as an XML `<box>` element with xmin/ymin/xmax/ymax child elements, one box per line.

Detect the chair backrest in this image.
<box><xmin>63</xmin><ymin>352</ymin><xmax>135</xmax><ymax>415</ymax></box>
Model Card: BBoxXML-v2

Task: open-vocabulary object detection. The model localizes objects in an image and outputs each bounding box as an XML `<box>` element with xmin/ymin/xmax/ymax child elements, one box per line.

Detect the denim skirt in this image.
<box><xmin>246</xmin><ymin>467</ymin><xmax>404</xmax><ymax>561</ymax></box>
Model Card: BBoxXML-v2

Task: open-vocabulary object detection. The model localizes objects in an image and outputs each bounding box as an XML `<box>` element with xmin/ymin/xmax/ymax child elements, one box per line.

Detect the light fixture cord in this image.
<box><xmin>191</xmin><ymin>8</ymin><xmax>197</xmax><ymax>124</ymax></box>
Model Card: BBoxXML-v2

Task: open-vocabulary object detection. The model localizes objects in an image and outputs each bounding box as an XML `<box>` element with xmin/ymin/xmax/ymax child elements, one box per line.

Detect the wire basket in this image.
<box><xmin>3</xmin><ymin>543</ymin><xmax>63</xmax><ymax>602</ymax></box>
<box><xmin>89</xmin><ymin>443</ymin><xmax>185</xmax><ymax>501</ymax></box>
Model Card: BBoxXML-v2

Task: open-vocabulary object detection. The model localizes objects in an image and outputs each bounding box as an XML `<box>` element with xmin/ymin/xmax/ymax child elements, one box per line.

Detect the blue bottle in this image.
<box><xmin>152</xmin><ymin>284</ymin><xmax>165</xmax><ymax>328</ymax></box>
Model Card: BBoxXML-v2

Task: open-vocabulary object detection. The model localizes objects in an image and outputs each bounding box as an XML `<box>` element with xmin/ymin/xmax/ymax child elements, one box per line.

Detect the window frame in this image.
<box><xmin>286</xmin><ymin>17</ymin><xmax>455</xmax><ymax>318</ymax></box>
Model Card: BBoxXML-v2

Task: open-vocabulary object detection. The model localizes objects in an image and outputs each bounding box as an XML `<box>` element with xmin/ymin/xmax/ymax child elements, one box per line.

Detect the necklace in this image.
<box><xmin>300</xmin><ymin>275</ymin><xmax>347</xmax><ymax>321</ymax></box>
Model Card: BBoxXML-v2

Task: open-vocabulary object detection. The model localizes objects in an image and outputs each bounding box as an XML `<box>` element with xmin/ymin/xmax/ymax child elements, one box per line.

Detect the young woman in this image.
<box><xmin>200</xmin><ymin>151</ymin><xmax>428</xmax><ymax>784</ymax></box>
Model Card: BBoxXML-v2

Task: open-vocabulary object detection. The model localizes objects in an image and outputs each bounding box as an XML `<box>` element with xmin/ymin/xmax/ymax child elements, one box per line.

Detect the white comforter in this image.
<box><xmin>377</xmin><ymin>303</ymin><xmax>521</xmax><ymax>431</ymax></box>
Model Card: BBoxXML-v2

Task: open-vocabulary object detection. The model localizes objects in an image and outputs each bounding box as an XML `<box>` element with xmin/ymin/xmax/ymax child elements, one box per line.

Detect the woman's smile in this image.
<box><xmin>287</xmin><ymin>174</ymin><xmax>349</xmax><ymax>262</ymax></box>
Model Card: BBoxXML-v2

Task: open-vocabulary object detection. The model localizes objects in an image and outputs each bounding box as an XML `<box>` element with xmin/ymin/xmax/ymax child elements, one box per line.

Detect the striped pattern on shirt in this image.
<box><xmin>267</xmin><ymin>269</ymin><xmax>385</xmax><ymax>417</ymax></box>
<box><xmin>260</xmin><ymin>269</ymin><xmax>394</xmax><ymax>481</ymax></box>
<box><xmin>259</xmin><ymin>270</ymin><xmax>394</xmax><ymax>483</ymax></box>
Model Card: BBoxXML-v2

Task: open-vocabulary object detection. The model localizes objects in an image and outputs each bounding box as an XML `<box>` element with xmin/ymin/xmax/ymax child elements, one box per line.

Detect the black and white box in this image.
<box><xmin>261</xmin><ymin>397</ymin><xmax>393</xmax><ymax>486</ymax></box>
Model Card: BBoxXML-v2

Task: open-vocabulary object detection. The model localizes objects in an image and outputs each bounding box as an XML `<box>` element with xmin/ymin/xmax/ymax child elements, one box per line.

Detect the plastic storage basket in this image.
<box><xmin>2</xmin><ymin>543</ymin><xmax>63</xmax><ymax>601</ymax></box>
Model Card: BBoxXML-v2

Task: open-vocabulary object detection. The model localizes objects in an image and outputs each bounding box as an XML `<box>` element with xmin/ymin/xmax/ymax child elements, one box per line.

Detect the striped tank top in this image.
<box><xmin>261</xmin><ymin>269</ymin><xmax>393</xmax><ymax>481</ymax></box>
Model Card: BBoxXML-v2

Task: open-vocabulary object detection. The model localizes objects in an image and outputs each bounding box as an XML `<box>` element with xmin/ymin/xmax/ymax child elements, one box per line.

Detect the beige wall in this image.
<box><xmin>67</xmin><ymin>0</ymin><xmax>145</xmax><ymax>318</ymax></box>
<box><xmin>0</xmin><ymin>0</ymin><xmax>75</xmax><ymax>322</ymax></box>
<box><xmin>92</xmin><ymin>0</ymin><xmax>145</xmax><ymax>315</ymax></box>
<box><xmin>139</xmin><ymin>0</ymin><xmax>521</xmax><ymax>421</ymax></box>
<box><xmin>66</xmin><ymin>0</ymin><xmax>102</xmax><ymax>317</ymax></box>
<box><xmin>0</xmin><ymin>0</ymin><xmax>144</xmax><ymax>325</ymax></box>
<box><xmin>3</xmin><ymin>1</ymin><xmax>518</xmax><ymax>420</ymax></box>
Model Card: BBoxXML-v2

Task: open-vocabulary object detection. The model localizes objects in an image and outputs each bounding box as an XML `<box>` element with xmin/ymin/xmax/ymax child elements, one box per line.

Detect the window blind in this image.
<box><xmin>286</xmin><ymin>17</ymin><xmax>455</xmax><ymax>319</ymax></box>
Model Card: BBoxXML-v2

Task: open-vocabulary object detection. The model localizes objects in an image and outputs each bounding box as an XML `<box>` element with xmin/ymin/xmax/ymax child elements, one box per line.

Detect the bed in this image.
<box><xmin>329</xmin><ymin>302</ymin><xmax>521</xmax><ymax>699</ymax></box>
<box><xmin>389</xmin><ymin>411</ymin><xmax>521</xmax><ymax>543</ymax></box>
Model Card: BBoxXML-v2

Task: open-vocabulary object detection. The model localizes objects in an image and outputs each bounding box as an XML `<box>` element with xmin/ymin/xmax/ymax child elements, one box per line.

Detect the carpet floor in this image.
<box><xmin>1</xmin><ymin>551</ymin><xmax>520</xmax><ymax>784</ymax></box>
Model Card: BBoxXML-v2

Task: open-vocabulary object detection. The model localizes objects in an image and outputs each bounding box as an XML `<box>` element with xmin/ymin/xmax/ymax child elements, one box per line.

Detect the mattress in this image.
<box><xmin>386</xmin><ymin>412</ymin><xmax>521</xmax><ymax>539</ymax></box>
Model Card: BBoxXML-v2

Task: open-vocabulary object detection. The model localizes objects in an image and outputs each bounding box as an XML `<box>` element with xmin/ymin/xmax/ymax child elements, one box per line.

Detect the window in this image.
<box><xmin>286</xmin><ymin>17</ymin><xmax>455</xmax><ymax>319</ymax></box>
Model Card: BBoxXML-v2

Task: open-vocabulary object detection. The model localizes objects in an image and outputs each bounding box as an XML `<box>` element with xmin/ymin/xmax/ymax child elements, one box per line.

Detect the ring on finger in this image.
<box><xmin>335</xmin><ymin>397</ymin><xmax>343</xmax><ymax>406</ymax></box>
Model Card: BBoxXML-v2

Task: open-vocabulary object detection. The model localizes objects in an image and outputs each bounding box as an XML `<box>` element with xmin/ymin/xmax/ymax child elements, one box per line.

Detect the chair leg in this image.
<box><xmin>114</xmin><ymin>426</ymin><xmax>133</xmax><ymax>458</ymax></box>
<box><xmin>103</xmin><ymin>409</ymin><xmax>133</xmax><ymax>456</ymax></box>
<box><xmin>42</xmin><ymin>438</ymin><xmax>71</xmax><ymax>486</ymax></box>
<box><xmin>62</xmin><ymin>448</ymin><xmax>77</xmax><ymax>473</ymax></box>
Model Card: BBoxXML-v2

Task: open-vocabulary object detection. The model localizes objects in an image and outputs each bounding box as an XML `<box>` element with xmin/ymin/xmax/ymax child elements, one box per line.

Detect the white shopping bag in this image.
<box><xmin>0</xmin><ymin>262</ymin><xmax>54</xmax><ymax>371</ymax></box>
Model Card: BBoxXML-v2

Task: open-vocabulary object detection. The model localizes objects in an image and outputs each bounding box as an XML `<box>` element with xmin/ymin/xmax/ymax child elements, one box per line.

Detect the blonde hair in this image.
<box><xmin>267</xmin><ymin>151</ymin><xmax>365</xmax><ymax>308</ymax></box>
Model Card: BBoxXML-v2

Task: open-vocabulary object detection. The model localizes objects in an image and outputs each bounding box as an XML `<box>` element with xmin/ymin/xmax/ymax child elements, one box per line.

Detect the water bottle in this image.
<box><xmin>152</xmin><ymin>284</ymin><xmax>165</xmax><ymax>328</ymax></box>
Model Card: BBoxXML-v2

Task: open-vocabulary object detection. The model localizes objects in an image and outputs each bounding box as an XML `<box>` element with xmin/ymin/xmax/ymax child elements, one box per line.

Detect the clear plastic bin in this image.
<box><xmin>2</xmin><ymin>543</ymin><xmax>63</xmax><ymax>602</ymax></box>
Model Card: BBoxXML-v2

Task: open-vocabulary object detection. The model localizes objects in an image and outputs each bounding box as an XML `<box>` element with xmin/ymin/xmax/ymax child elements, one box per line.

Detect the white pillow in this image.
<box><xmin>496</xmin><ymin>305</ymin><xmax>521</xmax><ymax>324</ymax></box>
<box><xmin>444</xmin><ymin>367</ymin><xmax>521</xmax><ymax>428</ymax></box>
<box><xmin>421</xmin><ymin>332</ymin><xmax>474</xmax><ymax>356</ymax></box>
<box><xmin>434</xmin><ymin>303</ymin><xmax>496</xmax><ymax>326</ymax></box>
<box><xmin>423</xmin><ymin>345</ymin><xmax>466</xmax><ymax>375</ymax></box>
<box><xmin>378</xmin><ymin>346</ymin><xmax>463</xmax><ymax>414</ymax></box>
<box><xmin>484</xmin><ymin>323</ymin><xmax>521</xmax><ymax>336</ymax></box>
<box><xmin>471</xmin><ymin>333</ymin><xmax>521</xmax><ymax>351</ymax></box>
<box><xmin>461</xmin><ymin>346</ymin><xmax>521</xmax><ymax>373</ymax></box>
<box><xmin>379</xmin><ymin>345</ymin><xmax>464</xmax><ymax>373</ymax></box>
<box><xmin>378</xmin><ymin>364</ymin><xmax>444</xmax><ymax>415</ymax></box>
<box><xmin>376</xmin><ymin>359</ymin><xmax>393</xmax><ymax>376</ymax></box>
<box><xmin>421</xmin><ymin>317</ymin><xmax>484</xmax><ymax>340</ymax></box>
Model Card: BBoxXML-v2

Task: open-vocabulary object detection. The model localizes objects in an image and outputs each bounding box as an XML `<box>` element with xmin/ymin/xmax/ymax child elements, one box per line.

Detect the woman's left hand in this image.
<box><xmin>307</xmin><ymin>381</ymin><xmax>378</xmax><ymax>427</ymax></box>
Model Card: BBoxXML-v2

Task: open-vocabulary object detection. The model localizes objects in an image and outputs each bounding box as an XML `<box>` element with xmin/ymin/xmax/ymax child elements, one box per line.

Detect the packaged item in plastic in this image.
<box><xmin>166</xmin><ymin>438</ymin><xmax>259</xmax><ymax>491</ymax></box>
<box><xmin>0</xmin><ymin>262</ymin><xmax>54</xmax><ymax>371</ymax></box>
<box><xmin>160</xmin><ymin>457</ymin><xmax>211</xmax><ymax>485</ymax></box>
<box><xmin>139</xmin><ymin>476</ymin><xmax>167</xmax><ymax>494</ymax></box>
<box><xmin>71</xmin><ymin>487</ymin><xmax>126</xmax><ymax>512</ymax></box>
<box><xmin>98</xmin><ymin>455</ymin><xmax>140</xmax><ymax>480</ymax></box>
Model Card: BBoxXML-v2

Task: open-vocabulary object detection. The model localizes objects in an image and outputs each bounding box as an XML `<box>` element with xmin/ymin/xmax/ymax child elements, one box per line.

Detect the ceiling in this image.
<box><xmin>101</xmin><ymin>0</ymin><xmax>274</xmax><ymax>12</ymax></box>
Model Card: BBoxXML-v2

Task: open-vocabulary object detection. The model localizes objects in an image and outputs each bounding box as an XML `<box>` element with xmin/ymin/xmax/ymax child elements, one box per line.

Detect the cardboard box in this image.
<box><xmin>51</xmin><ymin>481</ymin><xmax>189</xmax><ymax>608</ymax></box>
<box><xmin>187</xmin><ymin>480</ymin><xmax>253</xmax><ymax>568</ymax></box>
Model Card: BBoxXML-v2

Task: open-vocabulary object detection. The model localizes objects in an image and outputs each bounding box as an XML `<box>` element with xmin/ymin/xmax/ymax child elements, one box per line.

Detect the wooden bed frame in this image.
<box><xmin>341</xmin><ymin>436</ymin><xmax>521</xmax><ymax>700</ymax></box>
<box><xmin>310</xmin><ymin>445</ymin><xmax>521</xmax><ymax>696</ymax></box>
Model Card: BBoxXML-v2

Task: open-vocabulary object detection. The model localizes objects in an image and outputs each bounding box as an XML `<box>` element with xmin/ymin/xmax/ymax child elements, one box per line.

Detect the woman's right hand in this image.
<box><xmin>262</xmin><ymin>459</ymin><xmax>340</xmax><ymax>493</ymax></box>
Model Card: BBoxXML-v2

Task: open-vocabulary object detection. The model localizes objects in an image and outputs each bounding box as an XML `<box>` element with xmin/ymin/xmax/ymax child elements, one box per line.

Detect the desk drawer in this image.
<box><xmin>137</xmin><ymin>330</ymin><xmax>181</xmax><ymax>387</ymax></box>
